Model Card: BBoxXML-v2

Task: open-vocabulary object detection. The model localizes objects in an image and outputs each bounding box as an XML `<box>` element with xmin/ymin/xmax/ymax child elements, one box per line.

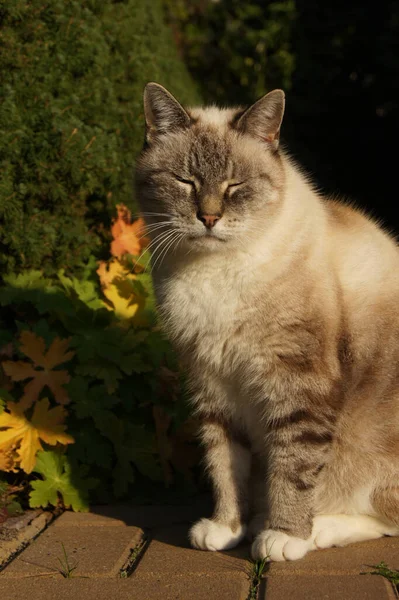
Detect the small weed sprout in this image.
<box><xmin>57</xmin><ymin>542</ymin><xmax>78</xmax><ymax>579</ymax></box>
<box><xmin>364</xmin><ymin>561</ymin><xmax>399</xmax><ymax>591</ymax></box>
<box><xmin>247</xmin><ymin>556</ymin><xmax>270</xmax><ymax>600</ymax></box>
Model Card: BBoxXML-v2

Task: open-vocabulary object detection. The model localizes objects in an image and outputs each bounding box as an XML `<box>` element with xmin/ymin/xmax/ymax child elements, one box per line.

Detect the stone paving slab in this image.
<box><xmin>267</xmin><ymin>536</ymin><xmax>399</xmax><ymax>576</ymax></box>
<box><xmin>135</xmin><ymin>524</ymin><xmax>251</xmax><ymax>577</ymax></box>
<box><xmin>1</xmin><ymin>503</ymin><xmax>399</xmax><ymax>600</ymax></box>
<box><xmin>260</xmin><ymin>574</ymin><xmax>397</xmax><ymax>599</ymax></box>
<box><xmin>0</xmin><ymin>573</ymin><xmax>250</xmax><ymax>600</ymax></box>
<box><xmin>1</xmin><ymin>523</ymin><xmax>143</xmax><ymax>578</ymax></box>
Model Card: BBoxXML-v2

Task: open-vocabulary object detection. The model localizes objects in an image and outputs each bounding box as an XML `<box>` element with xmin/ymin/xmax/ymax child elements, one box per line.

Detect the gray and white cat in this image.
<box><xmin>135</xmin><ymin>83</ymin><xmax>399</xmax><ymax>562</ymax></box>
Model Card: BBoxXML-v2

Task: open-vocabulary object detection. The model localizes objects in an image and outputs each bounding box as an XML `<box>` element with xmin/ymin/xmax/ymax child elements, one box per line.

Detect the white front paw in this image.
<box><xmin>189</xmin><ymin>518</ymin><xmax>246</xmax><ymax>551</ymax></box>
<box><xmin>251</xmin><ymin>529</ymin><xmax>312</xmax><ymax>562</ymax></box>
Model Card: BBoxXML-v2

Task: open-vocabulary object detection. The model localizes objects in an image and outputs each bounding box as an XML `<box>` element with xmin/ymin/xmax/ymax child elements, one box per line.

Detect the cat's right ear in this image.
<box><xmin>143</xmin><ymin>83</ymin><xmax>191</xmax><ymax>144</ymax></box>
<box><xmin>235</xmin><ymin>89</ymin><xmax>285</xmax><ymax>151</ymax></box>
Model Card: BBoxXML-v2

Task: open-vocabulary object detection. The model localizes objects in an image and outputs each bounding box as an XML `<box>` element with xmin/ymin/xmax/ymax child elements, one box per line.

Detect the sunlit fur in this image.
<box><xmin>135</xmin><ymin>83</ymin><xmax>399</xmax><ymax>561</ymax></box>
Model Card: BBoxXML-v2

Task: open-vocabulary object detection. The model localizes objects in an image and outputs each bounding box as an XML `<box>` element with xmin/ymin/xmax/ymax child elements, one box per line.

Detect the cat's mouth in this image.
<box><xmin>187</xmin><ymin>233</ymin><xmax>227</xmax><ymax>243</ymax></box>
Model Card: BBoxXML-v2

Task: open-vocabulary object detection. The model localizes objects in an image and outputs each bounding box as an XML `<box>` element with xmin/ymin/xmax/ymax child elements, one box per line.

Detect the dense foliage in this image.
<box><xmin>166</xmin><ymin>0</ymin><xmax>296</xmax><ymax>105</ymax></box>
<box><xmin>0</xmin><ymin>208</ymin><xmax>199</xmax><ymax>511</ymax></box>
<box><xmin>0</xmin><ymin>0</ymin><xmax>200</xmax><ymax>277</ymax></box>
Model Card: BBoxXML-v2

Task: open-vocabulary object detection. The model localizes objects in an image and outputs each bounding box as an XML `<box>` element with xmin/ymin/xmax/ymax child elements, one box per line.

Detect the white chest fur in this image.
<box><xmin>156</xmin><ymin>254</ymin><xmax>257</xmax><ymax>376</ymax></box>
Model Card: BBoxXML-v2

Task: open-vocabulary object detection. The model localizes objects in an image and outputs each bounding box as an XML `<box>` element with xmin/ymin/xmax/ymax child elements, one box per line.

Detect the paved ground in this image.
<box><xmin>0</xmin><ymin>499</ymin><xmax>398</xmax><ymax>599</ymax></box>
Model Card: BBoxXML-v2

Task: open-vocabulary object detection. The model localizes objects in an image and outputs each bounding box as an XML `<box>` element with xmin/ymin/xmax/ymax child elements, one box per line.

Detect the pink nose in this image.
<box><xmin>197</xmin><ymin>213</ymin><xmax>221</xmax><ymax>228</ymax></box>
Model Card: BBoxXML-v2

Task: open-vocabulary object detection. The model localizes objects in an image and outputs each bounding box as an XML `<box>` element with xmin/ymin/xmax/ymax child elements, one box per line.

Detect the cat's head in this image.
<box><xmin>135</xmin><ymin>83</ymin><xmax>286</xmax><ymax>256</ymax></box>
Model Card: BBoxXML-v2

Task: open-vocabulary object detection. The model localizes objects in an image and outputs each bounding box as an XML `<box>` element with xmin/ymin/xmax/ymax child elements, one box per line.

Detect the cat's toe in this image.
<box><xmin>314</xmin><ymin>527</ymin><xmax>339</xmax><ymax>549</ymax></box>
<box><xmin>283</xmin><ymin>537</ymin><xmax>311</xmax><ymax>560</ymax></box>
<box><xmin>251</xmin><ymin>530</ymin><xmax>289</xmax><ymax>561</ymax></box>
<box><xmin>189</xmin><ymin>518</ymin><xmax>246</xmax><ymax>551</ymax></box>
<box><xmin>252</xmin><ymin>529</ymin><xmax>312</xmax><ymax>562</ymax></box>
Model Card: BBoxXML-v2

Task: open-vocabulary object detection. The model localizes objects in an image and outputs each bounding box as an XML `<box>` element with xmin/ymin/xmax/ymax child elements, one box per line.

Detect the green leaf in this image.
<box><xmin>69</xmin><ymin>325</ymin><xmax>124</xmax><ymax>364</ymax></box>
<box><xmin>119</xmin><ymin>353</ymin><xmax>152</xmax><ymax>375</ymax></box>
<box><xmin>67</xmin><ymin>427</ymin><xmax>113</xmax><ymax>469</ymax></box>
<box><xmin>30</xmin><ymin>450</ymin><xmax>98</xmax><ymax>512</ymax></box>
<box><xmin>75</xmin><ymin>362</ymin><xmax>123</xmax><ymax>393</ymax></box>
<box><xmin>113</xmin><ymin>453</ymin><xmax>135</xmax><ymax>498</ymax></box>
<box><xmin>2</xmin><ymin>270</ymin><xmax>47</xmax><ymax>291</ymax></box>
<box><xmin>68</xmin><ymin>379</ymin><xmax>119</xmax><ymax>420</ymax></box>
<box><xmin>57</xmin><ymin>270</ymin><xmax>104</xmax><ymax>311</ymax></box>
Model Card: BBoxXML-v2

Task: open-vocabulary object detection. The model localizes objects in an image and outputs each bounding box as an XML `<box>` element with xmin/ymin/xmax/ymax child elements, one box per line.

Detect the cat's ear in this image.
<box><xmin>235</xmin><ymin>90</ymin><xmax>285</xmax><ymax>150</ymax></box>
<box><xmin>143</xmin><ymin>82</ymin><xmax>191</xmax><ymax>143</ymax></box>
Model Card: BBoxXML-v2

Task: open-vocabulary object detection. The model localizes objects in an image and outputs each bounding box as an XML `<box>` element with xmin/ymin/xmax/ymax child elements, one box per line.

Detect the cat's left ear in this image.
<box><xmin>235</xmin><ymin>90</ymin><xmax>285</xmax><ymax>150</ymax></box>
<box><xmin>143</xmin><ymin>82</ymin><xmax>191</xmax><ymax>144</ymax></box>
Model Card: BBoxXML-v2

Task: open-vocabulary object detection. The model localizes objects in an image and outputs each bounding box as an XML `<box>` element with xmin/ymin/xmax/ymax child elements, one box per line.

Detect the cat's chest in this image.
<box><xmin>157</xmin><ymin>264</ymin><xmax>254</xmax><ymax>370</ymax></box>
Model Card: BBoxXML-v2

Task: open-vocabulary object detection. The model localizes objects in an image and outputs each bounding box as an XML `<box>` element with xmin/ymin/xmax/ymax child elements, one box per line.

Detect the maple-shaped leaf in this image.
<box><xmin>67</xmin><ymin>427</ymin><xmax>113</xmax><ymax>470</ymax></box>
<box><xmin>110</xmin><ymin>204</ymin><xmax>149</xmax><ymax>258</ymax></box>
<box><xmin>97</xmin><ymin>259</ymin><xmax>147</xmax><ymax>321</ymax></box>
<box><xmin>0</xmin><ymin>399</ymin><xmax>74</xmax><ymax>473</ymax></box>
<box><xmin>2</xmin><ymin>331</ymin><xmax>75</xmax><ymax>408</ymax></box>
<box><xmin>75</xmin><ymin>362</ymin><xmax>123</xmax><ymax>393</ymax></box>
<box><xmin>30</xmin><ymin>450</ymin><xmax>98</xmax><ymax>512</ymax></box>
<box><xmin>67</xmin><ymin>377</ymin><xmax>119</xmax><ymax>420</ymax></box>
<box><xmin>57</xmin><ymin>270</ymin><xmax>104</xmax><ymax>311</ymax></box>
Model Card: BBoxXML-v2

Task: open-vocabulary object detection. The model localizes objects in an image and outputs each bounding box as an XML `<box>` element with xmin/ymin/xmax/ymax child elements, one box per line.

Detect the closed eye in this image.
<box><xmin>174</xmin><ymin>175</ymin><xmax>195</xmax><ymax>187</ymax></box>
<box><xmin>227</xmin><ymin>181</ymin><xmax>247</xmax><ymax>191</ymax></box>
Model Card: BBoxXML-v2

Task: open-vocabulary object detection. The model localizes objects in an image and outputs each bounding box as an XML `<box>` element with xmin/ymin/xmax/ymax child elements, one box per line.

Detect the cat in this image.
<box><xmin>135</xmin><ymin>82</ymin><xmax>399</xmax><ymax>562</ymax></box>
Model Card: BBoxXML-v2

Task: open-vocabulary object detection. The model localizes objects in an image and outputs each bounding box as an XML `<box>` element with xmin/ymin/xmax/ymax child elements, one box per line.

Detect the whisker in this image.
<box><xmin>135</xmin><ymin>211</ymin><xmax>175</xmax><ymax>219</ymax></box>
<box><xmin>131</xmin><ymin>229</ymin><xmax>175</xmax><ymax>272</ymax></box>
<box><xmin>175</xmin><ymin>233</ymin><xmax>187</xmax><ymax>253</ymax></box>
<box><xmin>155</xmin><ymin>232</ymin><xmax>185</xmax><ymax>272</ymax></box>
<box><xmin>136</xmin><ymin>222</ymin><xmax>170</xmax><ymax>241</ymax></box>
<box><xmin>145</xmin><ymin>230</ymin><xmax>179</xmax><ymax>273</ymax></box>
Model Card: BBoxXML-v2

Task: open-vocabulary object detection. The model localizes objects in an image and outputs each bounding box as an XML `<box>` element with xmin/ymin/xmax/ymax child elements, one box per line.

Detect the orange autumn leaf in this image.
<box><xmin>110</xmin><ymin>204</ymin><xmax>149</xmax><ymax>258</ymax></box>
<box><xmin>2</xmin><ymin>331</ymin><xmax>75</xmax><ymax>409</ymax></box>
<box><xmin>0</xmin><ymin>398</ymin><xmax>74</xmax><ymax>473</ymax></box>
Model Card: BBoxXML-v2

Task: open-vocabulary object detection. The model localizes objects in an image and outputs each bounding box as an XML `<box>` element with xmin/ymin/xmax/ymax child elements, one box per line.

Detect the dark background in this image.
<box><xmin>168</xmin><ymin>0</ymin><xmax>399</xmax><ymax>233</ymax></box>
<box><xmin>286</xmin><ymin>0</ymin><xmax>399</xmax><ymax>232</ymax></box>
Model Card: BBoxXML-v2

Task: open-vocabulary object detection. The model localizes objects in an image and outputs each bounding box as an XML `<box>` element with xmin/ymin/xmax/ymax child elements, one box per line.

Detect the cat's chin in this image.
<box><xmin>186</xmin><ymin>234</ymin><xmax>228</xmax><ymax>251</ymax></box>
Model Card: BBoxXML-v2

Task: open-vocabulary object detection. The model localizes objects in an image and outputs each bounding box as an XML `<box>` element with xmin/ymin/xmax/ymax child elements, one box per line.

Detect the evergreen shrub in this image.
<box><xmin>0</xmin><ymin>0</ymin><xmax>200</xmax><ymax>276</ymax></box>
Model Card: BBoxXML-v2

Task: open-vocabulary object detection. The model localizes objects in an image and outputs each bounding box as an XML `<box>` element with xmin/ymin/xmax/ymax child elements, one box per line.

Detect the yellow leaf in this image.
<box><xmin>0</xmin><ymin>399</ymin><xmax>74</xmax><ymax>473</ymax></box>
<box><xmin>97</xmin><ymin>259</ymin><xmax>146</xmax><ymax>321</ymax></box>
<box><xmin>2</xmin><ymin>332</ymin><xmax>75</xmax><ymax>408</ymax></box>
<box><xmin>97</xmin><ymin>259</ymin><xmax>131</xmax><ymax>289</ymax></box>
<box><xmin>0</xmin><ymin>443</ymin><xmax>17</xmax><ymax>472</ymax></box>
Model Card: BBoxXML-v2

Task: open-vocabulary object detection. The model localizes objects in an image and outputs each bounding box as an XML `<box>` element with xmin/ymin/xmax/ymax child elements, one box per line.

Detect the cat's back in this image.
<box><xmin>324</xmin><ymin>198</ymin><xmax>399</xmax><ymax>290</ymax></box>
<box><xmin>324</xmin><ymin>198</ymin><xmax>399</xmax><ymax>355</ymax></box>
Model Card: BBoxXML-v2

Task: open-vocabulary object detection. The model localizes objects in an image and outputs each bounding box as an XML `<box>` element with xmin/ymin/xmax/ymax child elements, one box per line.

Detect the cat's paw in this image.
<box><xmin>251</xmin><ymin>529</ymin><xmax>312</xmax><ymax>562</ymax></box>
<box><xmin>189</xmin><ymin>518</ymin><xmax>246</xmax><ymax>551</ymax></box>
<box><xmin>311</xmin><ymin>514</ymin><xmax>396</xmax><ymax>549</ymax></box>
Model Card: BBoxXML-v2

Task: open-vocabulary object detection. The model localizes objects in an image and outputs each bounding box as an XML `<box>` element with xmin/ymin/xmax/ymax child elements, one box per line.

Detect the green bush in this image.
<box><xmin>165</xmin><ymin>0</ymin><xmax>296</xmax><ymax>105</ymax></box>
<box><xmin>0</xmin><ymin>0</ymin><xmax>200</xmax><ymax>277</ymax></box>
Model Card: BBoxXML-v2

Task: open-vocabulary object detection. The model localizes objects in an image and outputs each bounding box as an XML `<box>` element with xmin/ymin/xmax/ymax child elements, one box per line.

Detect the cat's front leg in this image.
<box><xmin>189</xmin><ymin>413</ymin><xmax>251</xmax><ymax>551</ymax></box>
<box><xmin>252</xmin><ymin>405</ymin><xmax>335</xmax><ymax>561</ymax></box>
